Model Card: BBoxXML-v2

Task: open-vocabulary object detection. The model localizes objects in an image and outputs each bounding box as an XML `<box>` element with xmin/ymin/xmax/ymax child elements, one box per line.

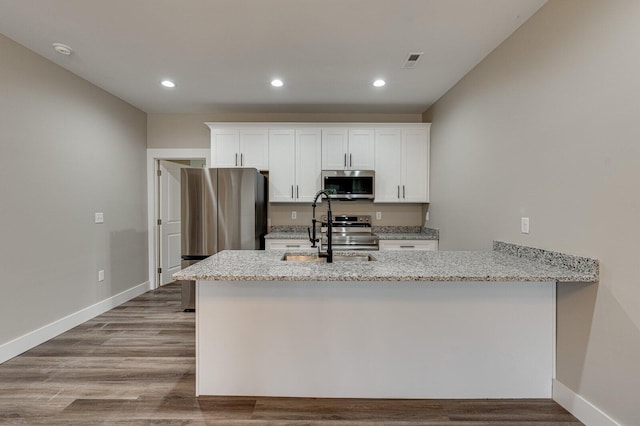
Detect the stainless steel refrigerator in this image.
<box><xmin>180</xmin><ymin>168</ymin><xmax>267</xmax><ymax>310</ymax></box>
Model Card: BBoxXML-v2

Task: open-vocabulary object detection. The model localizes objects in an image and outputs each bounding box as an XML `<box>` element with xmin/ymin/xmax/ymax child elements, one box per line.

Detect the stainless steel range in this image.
<box><xmin>320</xmin><ymin>214</ymin><xmax>379</xmax><ymax>251</ymax></box>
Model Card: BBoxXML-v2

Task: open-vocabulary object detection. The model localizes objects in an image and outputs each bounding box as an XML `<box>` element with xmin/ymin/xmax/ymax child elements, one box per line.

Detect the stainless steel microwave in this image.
<box><xmin>321</xmin><ymin>170</ymin><xmax>375</xmax><ymax>200</ymax></box>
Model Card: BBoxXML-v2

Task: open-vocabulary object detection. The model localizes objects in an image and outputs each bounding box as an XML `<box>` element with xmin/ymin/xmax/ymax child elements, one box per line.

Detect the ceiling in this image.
<box><xmin>0</xmin><ymin>0</ymin><xmax>547</xmax><ymax>114</ymax></box>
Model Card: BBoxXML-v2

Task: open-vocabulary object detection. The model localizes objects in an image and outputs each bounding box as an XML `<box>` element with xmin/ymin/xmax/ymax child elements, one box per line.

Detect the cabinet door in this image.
<box><xmin>265</xmin><ymin>239</ymin><xmax>312</xmax><ymax>250</ymax></box>
<box><xmin>239</xmin><ymin>129</ymin><xmax>269</xmax><ymax>170</ymax></box>
<box><xmin>402</xmin><ymin>128</ymin><xmax>429</xmax><ymax>202</ymax></box>
<box><xmin>321</xmin><ymin>129</ymin><xmax>349</xmax><ymax>170</ymax></box>
<box><xmin>211</xmin><ymin>129</ymin><xmax>240</xmax><ymax>167</ymax></box>
<box><xmin>374</xmin><ymin>129</ymin><xmax>402</xmax><ymax>202</ymax></box>
<box><xmin>268</xmin><ymin>129</ymin><xmax>296</xmax><ymax>202</ymax></box>
<box><xmin>379</xmin><ymin>240</ymin><xmax>438</xmax><ymax>251</ymax></box>
<box><xmin>295</xmin><ymin>128</ymin><xmax>322</xmax><ymax>202</ymax></box>
<box><xmin>348</xmin><ymin>129</ymin><xmax>375</xmax><ymax>170</ymax></box>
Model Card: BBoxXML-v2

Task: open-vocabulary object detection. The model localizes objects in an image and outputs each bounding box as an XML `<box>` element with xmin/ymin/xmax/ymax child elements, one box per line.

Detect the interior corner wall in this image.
<box><xmin>424</xmin><ymin>1</ymin><xmax>640</xmax><ymax>424</ymax></box>
<box><xmin>0</xmin><ymin>34</ymin><xmax>148</xmax><ymax>349</ymax></box>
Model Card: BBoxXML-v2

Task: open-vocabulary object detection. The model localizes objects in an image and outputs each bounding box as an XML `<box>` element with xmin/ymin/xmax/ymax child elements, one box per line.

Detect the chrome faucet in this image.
<box><xmin>308</xmin><ymin>190</ymin><xmax>333</xmax><ymax>263</ymax></box>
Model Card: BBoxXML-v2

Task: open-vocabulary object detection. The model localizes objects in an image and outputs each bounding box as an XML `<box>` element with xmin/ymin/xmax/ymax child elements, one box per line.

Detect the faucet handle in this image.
<box><xmin>308</xmin><ymin>227</ymin><xmax>318</xmax><ymax>247</ymax></box>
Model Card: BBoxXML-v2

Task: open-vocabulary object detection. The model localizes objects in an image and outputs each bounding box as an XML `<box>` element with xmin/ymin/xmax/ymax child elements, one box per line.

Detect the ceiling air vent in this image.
<box><xmin>402</xmin><ymin>52</ymin><xmax>424</xmax><ymax>69</ymax></box>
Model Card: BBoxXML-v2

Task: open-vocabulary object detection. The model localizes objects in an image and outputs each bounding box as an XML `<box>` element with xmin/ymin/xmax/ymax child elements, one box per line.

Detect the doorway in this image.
<box><xmin>146</xmin><ymin>149</ymin><xmax>210</xmax><ymax>289</ymax></box>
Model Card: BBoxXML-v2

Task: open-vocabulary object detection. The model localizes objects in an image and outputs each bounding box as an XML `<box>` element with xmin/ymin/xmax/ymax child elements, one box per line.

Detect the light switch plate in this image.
<box><xmin>95</xmin><ymin>212</ymin><xmax>104</xmax><ymax>223</ymax></box>
<box><xmin>521</xmin><ymin>217</ymin><xmax>530</xmax><ymax>234</ymax></box>
<box><xmin>98</xmin><ymin>270</ymin><xmax>105</xmax><ymax>281</ymax></box>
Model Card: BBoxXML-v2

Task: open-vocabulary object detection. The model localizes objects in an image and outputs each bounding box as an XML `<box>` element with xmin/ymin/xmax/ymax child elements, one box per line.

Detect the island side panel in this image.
<box><xmin>196</xmin><ymin>280</ymin><xmax>555</xmax><ymax>398</ymax></box>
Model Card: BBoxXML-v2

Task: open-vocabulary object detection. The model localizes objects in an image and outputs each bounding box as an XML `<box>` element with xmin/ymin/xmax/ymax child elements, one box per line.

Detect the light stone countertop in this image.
<box><xmin>173</xmin><ymin>242</ymin><xmax>598</xmax><ymax>283</ymax></box>
<box><xmin>264</xmin><ymin>226</ymin><xmax>439</xmax><ymax>240</ymax></box>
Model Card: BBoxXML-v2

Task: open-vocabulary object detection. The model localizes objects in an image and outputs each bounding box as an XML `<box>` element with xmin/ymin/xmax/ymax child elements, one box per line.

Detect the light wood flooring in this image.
<box><xmin>0</xmin><ymin>283</ymin><xmax>582</xmax><ymax>425</ymax></box>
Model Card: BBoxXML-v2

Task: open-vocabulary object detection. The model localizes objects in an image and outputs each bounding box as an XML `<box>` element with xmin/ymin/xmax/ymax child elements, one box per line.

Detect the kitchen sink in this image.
<box><xmin>281</xmin><ymin>253</ymin><xmax>377</xmax><ymax>262</ymax></box>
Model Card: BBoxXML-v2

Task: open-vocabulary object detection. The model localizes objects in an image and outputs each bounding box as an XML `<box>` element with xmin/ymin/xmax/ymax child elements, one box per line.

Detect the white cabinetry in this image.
<box><xmin>265</xmin><ymin>239</ymin><xmax>312</xmax><ymax>250</ymax></box>
<box><xmin>374</xmin><ymin>126</ymin><xmax>429</xmax><ymax>203</ymax></box>
<box><xmin>321</xmin><ymin>128</ymin><xmax>374</xmax><ymax>170</ymax></box>
<box><xmin>269</xmin><ymin>128</ymin><xmax>321</xmax><ymax>202</ymax></box>
<box><xmin>379</xmin><ymin>240</ymin><xmax>438</xmax><ymax>251</ymax></box>
<box><xmin>209</xmin><ymin>127</ymin><xmax>269</xmax><ymax>170</ymax></box>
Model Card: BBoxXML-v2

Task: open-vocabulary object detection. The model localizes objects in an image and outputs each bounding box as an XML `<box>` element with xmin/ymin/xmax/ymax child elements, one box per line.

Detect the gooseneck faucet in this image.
<box><xmin>308</xmin><ymin>190</ymin><xmax>333</xmax><ymax>263</ymax></box>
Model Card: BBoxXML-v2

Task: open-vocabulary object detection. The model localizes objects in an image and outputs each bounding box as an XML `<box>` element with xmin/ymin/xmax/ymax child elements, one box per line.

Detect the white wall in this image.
<box><xmin>424</xmin><ymin>1</ymin><xmax>640</xmax><ymax>424</ymax></box>
<box><xmin>0</xmin><ymin>35</ymin><xmax>148</xmax><ymax>348</ymax></box>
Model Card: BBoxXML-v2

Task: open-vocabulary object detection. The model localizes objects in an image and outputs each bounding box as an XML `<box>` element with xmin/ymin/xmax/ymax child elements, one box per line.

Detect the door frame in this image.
<box><xmin>147</xmin><ymin>149</ymin><xmax>210</xmax><ymax>289</ymax></box>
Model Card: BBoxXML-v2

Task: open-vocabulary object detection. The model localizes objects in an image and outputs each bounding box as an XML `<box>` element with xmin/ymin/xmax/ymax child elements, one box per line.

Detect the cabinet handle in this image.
<box><xmin>296</xmin><ymin>185</ymin><xmax>299</xmax><ymax>198</ymax></box>
<box><xmin>235</xmin><ymin>153</ymin><xmax>238</xmax><ymax>166</ymax></box>
<box><xmin>344</xmin><ymin>153</ymin><xmax>347</xmax><ymax>168</ymax></box>
<box><xmin>291</xmin><ymin>185</ymin><xmax>294</xmax><ymax>198</ymax></box>
<box><xmin>397</xmin><ymin>185</ymin><xmax>400</xmax><ymax>199</ymax></box>
<box><xmin>241</xmin><ymin>153</ymin><xmax>244</xmax><ymax>166</ymax></box>
<box><xmin>400</xmin><ymin>245</ymin><xmax>415</xmax><ymax>249</ymax></box>
<box><xmin>350</xmin><ymin>153</ymin><xmax>352</xmax><ymax>168</ymax></box>
<box><xmin>286</xmin><ymin>244</ymin><xmax>301</xmax><ymax>248</ymax></box>
<box><xmin>403</xmin><ymin>185</ymin><xmax>406</xmax><ymax>198</ymax></box>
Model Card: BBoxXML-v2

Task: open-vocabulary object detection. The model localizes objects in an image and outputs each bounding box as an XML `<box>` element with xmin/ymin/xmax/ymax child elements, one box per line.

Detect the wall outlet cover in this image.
<box><xmin>95</xmin><ymin>212</ymin><xmax>104</xmax><ymax>224</ymax></box>
<box><xmin>521</xmin><ymin>217</ymin><xmax>530</xmax><ymax>234</ymax></box>
<box><xmin>98</xmin><ymin>270</ymin><xmax>105</xmax><ymax>281</ymax></box>
<box><xmin>291</xmin><ymin>211</ymin><xmax>297</xmax><ymax>220</ymax></box>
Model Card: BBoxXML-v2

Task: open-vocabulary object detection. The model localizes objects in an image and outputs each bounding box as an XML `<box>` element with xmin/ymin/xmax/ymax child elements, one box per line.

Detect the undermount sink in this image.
<box><xmin>281</xmin><ymin>253</ymin><xmax>377</xmax><ymax>262</ymax></box>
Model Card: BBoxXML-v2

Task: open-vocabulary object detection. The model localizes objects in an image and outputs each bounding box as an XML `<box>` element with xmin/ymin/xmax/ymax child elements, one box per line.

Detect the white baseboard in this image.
<box><xmin>0</xmin><ymin>281</ymin><xmax>152</xmax><ymax>364</ymax></box>
<box><xmin>553</xmin><ymin>379</ymin><xmax>620</xmax><ymax>426</ymax></box>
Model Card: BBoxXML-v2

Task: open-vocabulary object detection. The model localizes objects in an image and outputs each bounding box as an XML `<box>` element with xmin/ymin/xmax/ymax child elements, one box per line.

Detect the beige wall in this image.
<box><xmin>0</xmin><ymin>35</ymin><xmax>148</xmax><ymax>345</ymax></box>
<box><xmin>270</xmin><ymin>202</ymin><xmax>424</xmax><ymax>227</ymax></box>
<box><xmin>147</xmin><ymin>113</ymin><xmax>422</xmax><ymax>149</ymax></box>
<box><xmin>423</xmin><ymin>1</ymin><xmax>640</xmax><ymax>423</ymax></box>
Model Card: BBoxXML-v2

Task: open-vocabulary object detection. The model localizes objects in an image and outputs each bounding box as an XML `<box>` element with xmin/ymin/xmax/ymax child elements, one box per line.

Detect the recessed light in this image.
<box><xmin>161</xmin><ymin>80</ymin><xmax>176</xmax><ymax>88</ymax></box>
<box><xmin>373</xmin><ymin>79</ymin><xmax>386</xmax><ymax>87</ymax></box>
<box><xmin>271</xmin><ymin>79</ymin><xmax>284</xmax><ymax>87</ymax></box>
<box><xmin>52</xmin><ymin>43</ymin><xmax>72</xmax><ymax>56</ymax></box>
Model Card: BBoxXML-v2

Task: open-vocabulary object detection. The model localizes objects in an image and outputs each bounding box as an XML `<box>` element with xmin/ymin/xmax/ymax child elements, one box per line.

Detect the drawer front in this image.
<box><xmin>379</xmin><ymin>240</ymin><xmax>438</xmax><ymax>251</ymax></box>
<box><xmin>265</xmin><ymin>239</ymin><xmax>312</xmax><ymax>250</ymax></box>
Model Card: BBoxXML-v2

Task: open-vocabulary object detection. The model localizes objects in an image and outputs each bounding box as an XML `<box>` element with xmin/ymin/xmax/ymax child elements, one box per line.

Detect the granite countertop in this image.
<box><xmin>265</xmin><ymin>226</ymin><xmax>439</xmax><ymax>240</ymax></box>
<box><xmin>173</xmin><ymin>241</ymin><xmax>598</xmax><ymax>283</ymax></box>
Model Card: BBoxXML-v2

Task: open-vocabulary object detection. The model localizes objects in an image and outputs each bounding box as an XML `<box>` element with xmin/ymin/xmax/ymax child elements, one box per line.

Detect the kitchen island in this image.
<box><xmin>174</xmin><ymin>242</ymin><xmax>597</xmax><ymax>399</ymax></box>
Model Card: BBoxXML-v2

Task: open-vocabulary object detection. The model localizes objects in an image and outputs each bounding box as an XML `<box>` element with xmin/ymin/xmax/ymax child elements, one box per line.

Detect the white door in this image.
<box><xmin>239</xmin><ymin>128</ymin><xmax>269</xmax><ymax>170</ymax></box>
<box><xmin>268</xmin><ymin>129</ymin><xmax>296</xmax><ymax>202</ymax></box>
<box><xmin>321</xmin><ymin>128</ymin><xmax>349</xmax><ymax>169</ymax></box>
<box><xmin>295</xmin><ymin>128</ymin><xmax>322</xmax><ymax>202</ymax></box>
<box><xmin>159</xmin><ymin>160</ymin><xmax>189</xmax><ymax>285</ymax></box>
<box><xmin>211</xmin><ymin>129</ymin><xmax>240</xmax><ymax>167</ymax></box>
<box><xmin>347</xmin><ymin>129</ymin><xmax>375</xmax><ymax>169</ymax></box>
<box><xmin>374</xmin><ymin>129</ymin><xmax>402</xmax><ymax>202</ymax></box>
<box><xmin>402</xmin><ymin>128</ymin><xmax>429</xmax><ymax>202</ymax></box>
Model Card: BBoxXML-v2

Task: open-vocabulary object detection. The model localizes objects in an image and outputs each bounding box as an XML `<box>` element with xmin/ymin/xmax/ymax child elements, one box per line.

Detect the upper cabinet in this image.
<box><xmin>268</xmin><ymin>128</ymin><xmax>321</xmax><ymax>203</ymax></box>
<box><xmin>374</xmin><ymin>125</ymin><xmax>430</xmax><ymax>203</ymax></box>
<box><xmin>206</xmin><ymin>123</ymin><xmax>429</xmax><ymax>205</ymax></box>
<box><xmin>321</xmin><ymin>128</ymin><xmax>374</xmax><ymax>170</ymax></box>
<box><xmin>208</xmin><ymin>126</ymin><xmax>269</xmax><ymax>170</ymax></box>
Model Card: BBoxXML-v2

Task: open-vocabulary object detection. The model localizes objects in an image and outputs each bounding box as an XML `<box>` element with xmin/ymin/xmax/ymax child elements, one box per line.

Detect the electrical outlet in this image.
<box><xmin>291</xmin><ymin>211</ymin><xmax>297</xmax><ymax>220</ymax></box>
<box><xmin>95</xmin><ymin>212</ymin><xmax>104</xmax><ymax>223</ymax></box>
<box><xmin>98</xmin><ymin>270</ymin><xmax>105</xmax><ymax>281</ymax></box>
<box><xmin>375</xmin><ymin>211</ymin><xmax>382</xmax><ymax>220</ymax></box>
<box><xmin>521</xmin><ymin>217</ymin><xmax>530</xmax><ymax>234</ymax></box>
<box><xmin>426</xmin><ymin>211</ymin><xmax>429</xmax><ymax>221</ymax></box>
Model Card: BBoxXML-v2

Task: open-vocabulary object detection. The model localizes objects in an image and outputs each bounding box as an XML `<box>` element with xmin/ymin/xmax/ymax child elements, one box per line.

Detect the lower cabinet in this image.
<box><xmin>379</xmin><ymin>240</ymin><xmax>438</xmax><ymax>251</ymax></box>
<box><xmin>265</xmin><ymin>239</ymin><xmax>313</xmax><ymax>250</ymax></box>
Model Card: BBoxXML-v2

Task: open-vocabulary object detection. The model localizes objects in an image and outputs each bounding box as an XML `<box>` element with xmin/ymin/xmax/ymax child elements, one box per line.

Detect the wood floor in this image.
<box><xmin>0</xmin><ymin>283</ymin><xmax>582</xmax><ymax>425</ymax></box>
